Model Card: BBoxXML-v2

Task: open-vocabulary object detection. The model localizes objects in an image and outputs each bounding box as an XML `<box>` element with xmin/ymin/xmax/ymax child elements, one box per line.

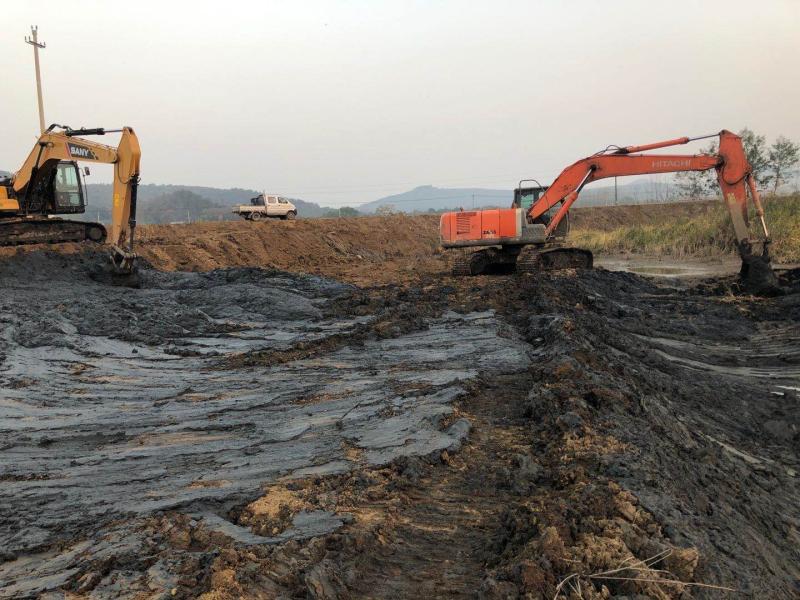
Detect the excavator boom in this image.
<box><xmin>440</xmin><ymin>130</ymin><xmax>774</xmax><ymax>287</ymax></box>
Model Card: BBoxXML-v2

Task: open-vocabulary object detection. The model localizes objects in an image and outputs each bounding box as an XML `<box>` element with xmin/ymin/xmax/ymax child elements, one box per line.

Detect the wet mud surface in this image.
<box><xmin>1</xmin><ymin>248</ymin><xmax>799</xmax><ymax>599</ymax></box>
<box><xmin>0</xmin><ymin>251</ymin><xmax>527</xmax><ymax>598</ymax></box>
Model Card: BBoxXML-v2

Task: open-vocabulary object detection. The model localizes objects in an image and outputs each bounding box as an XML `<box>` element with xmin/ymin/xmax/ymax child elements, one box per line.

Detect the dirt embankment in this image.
<box><xmin>3</xmin><ymin>199</ymin><xmax>786</xmax><ymax>284</ymax></box>
<box><xmin>136</xmin><ymin>215</ymin><xmax>444</xmax><ymax>284</ymax></box>
<box><xmin>135</xmin><ymin>196</ymin><xmax>799</xmax><ymax>275</ymax></box>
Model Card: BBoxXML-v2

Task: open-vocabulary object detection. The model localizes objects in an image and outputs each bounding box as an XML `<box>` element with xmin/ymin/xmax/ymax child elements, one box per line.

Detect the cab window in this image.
<box><xmin>267</xmin><ymin>196</ymin><xmax>277</xmax><ymax>204</ymax></box>
<box><xmin>54</xmin><ymin>162</ymin><xmax>84</xmax><ymax>209</ymax></box>
<box><xmin>518</xmin><ymin>189</ymin><xmax>543</xmax><ymax>211</ymax></box>
<box><xmin>278</xmin><ymin>198</ymin><xmax>288</xmax><ymax>204</ymax></box>
<box><xmin>519</xmin><ymin>191</ymin><xmax>535</xmax><ymax>210</ymax></box>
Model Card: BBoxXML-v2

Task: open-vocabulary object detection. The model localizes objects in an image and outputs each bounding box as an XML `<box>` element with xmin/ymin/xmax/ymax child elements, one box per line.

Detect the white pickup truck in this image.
<box><xmin>232</xmin><ymin>194</ymin><xmax>297</xmax><ymax>220</ymax></box>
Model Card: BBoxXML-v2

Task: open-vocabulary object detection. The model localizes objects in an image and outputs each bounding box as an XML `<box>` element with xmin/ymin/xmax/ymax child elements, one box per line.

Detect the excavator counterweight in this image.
<box><xmin>440</xmin><ymin>130</ymin><xmax>775</xmax><ymax>290</ymax></box>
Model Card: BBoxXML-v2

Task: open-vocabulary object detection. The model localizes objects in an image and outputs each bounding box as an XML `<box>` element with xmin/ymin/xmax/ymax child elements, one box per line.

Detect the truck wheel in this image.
<box><xmin>250</xmin><ymin>212</ymin><xmax>263</xmax><ymax>221</ymax></box>
<box><xmin>285</xmin><ymin>211</ymin><xmax>297</xmax><ymax>220</ymax></box>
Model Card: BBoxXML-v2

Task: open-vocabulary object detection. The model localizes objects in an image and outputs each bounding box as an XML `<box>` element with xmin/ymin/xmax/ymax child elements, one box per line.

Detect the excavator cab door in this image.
<box><xmin>513</xmin><ymin>185</ymin><xmax>548</xmax><ymax>211</ymax></box>
<box><xmin>23</xmin><ymin>160</ymin><xmax>86</xmax><ymax>215</ymax></box>
<box><xmin>514</xmin><ymin>184</ymin><xmax>570</xmax><ymax>239</ymax></box>
<box><xmin>52</xmin><ymin>161</ymin><xmax>86</xmax><ymax>214</ymax></box>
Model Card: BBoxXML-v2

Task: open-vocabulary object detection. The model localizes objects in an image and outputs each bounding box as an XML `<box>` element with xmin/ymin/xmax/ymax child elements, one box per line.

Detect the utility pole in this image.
<box><xmin>25</xmin><ymin>26</ymin><xmax>47</xmax><ymax>134</ymax></box>
<box><xmin>614</xmin><ymin>177</ymin><xmax>618</xmax><ymax>206</ymax></box>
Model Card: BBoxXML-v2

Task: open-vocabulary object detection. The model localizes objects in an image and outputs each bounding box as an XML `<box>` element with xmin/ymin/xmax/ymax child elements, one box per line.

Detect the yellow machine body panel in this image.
<box><xmin>0</xmin><ymin>187</ymin><xmax>20</xmax><ymax>212</ymax></box>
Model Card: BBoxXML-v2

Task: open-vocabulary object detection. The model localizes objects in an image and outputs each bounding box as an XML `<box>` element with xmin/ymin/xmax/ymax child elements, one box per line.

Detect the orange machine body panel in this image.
<box><xmin>440</xmin><ymin>208</ymin><xmax>522</xmax><ymax>247</ymax></box>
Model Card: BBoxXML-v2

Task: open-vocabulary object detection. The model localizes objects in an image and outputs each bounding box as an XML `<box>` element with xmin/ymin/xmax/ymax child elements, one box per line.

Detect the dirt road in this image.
<box><xmin>0</xmin><ymin>223</ymin><xmax>798</xmax><ymax>598</ymax></box>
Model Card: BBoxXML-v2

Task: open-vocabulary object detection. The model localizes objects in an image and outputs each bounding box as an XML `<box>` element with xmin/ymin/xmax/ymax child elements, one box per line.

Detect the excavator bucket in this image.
<box><xmin>738</xmin><ymin>242</ymin><xmax>779</xmax><ymax>294</ymax></box>
<box><xmin>106</xmin><ymin>246</ymin><xmax>141</xmax><ymax>287</ymax></box>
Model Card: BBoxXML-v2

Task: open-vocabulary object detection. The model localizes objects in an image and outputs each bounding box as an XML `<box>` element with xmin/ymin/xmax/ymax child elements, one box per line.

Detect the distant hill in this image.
<box><xmin>358</xmin><ymin>186</ymin><xmax>510</xmax><ymax>213</ymax></box>
<box><xmin>358</xmin><ymin>180</ymin><xmax>681</xmax><ymax>214</ymax></box>
<box><xmin>0</xmin><ymin>173</ymin><xmax>326</xmax><ymax>223</ymax></box>
<box><xmin>137</xmin><ymin>190</ymin><xmax>228</xmax><ymax>224</ymax></box>
<box><xmin>80</xmin><ymin>183</ymin><xmax>326</xmax><ymax>223</ymax></box>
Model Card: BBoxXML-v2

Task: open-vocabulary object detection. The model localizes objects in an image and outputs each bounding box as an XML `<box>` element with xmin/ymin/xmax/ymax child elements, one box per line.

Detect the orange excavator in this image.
<box><xmin>440</xmin><ymin>130</ymin><xmax>774</xmax><ymax>286</ymax></box>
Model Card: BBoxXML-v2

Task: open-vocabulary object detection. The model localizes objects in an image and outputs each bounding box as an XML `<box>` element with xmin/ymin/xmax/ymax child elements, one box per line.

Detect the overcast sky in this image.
<box><xmin>2</xmin><ymin>0</ymin><xmax>798</xmax><ymax>206</ymax></box>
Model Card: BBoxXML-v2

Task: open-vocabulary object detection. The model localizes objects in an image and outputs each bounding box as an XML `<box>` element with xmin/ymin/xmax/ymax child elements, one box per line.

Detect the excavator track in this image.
<box><xmin>516</xmin><ymin>246</ymin><xmax>594</xmax><ymax>274</ymax></box>
<box><xmin>0</xmin><ymin>218</ymin><xmax>107</xmax><ymax>247</ymax></box>
<box><xmin>452</xmin><ymin>246</ymin><xmax>592</xmax><ymax>276</ymax></box>
<box><xmin>451</xmin><ymin>247</ymin><xmax>520</xmax><ymax>276</ymax></box>
<box><xmin>451</xmin><ymin>253</ymin><xmax>475</xmax><ymax>276</ymax></box>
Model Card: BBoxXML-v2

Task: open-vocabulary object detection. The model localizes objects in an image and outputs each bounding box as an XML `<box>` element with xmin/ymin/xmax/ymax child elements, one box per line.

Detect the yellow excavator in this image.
<box><xmin>0</xmin><ymin>124</ymin><xmax>141</xmax><ymax>274</ymax></box>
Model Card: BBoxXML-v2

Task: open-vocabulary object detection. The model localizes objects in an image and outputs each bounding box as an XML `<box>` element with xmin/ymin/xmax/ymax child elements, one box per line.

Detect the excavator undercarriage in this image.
<box><xmin>0</xmin><ymin>217</ymin><xmax>107</xmax><ymax>246</ymax></box>
<box><xmin>452</xmin><ymin>245</ymin><xmax>592</xmax><ymax>276</ymax></box>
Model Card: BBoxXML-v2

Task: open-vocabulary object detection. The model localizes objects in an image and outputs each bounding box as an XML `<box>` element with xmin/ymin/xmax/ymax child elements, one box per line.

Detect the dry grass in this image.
<box><xmin>570</xmin><ymin>194</ymin><xmax>800</xmax><ymax>263</ymax></box>
<box><xmin>554</xmin><ymin>549</ymin><xmax>736</xmax><ymax>599</ymax></box>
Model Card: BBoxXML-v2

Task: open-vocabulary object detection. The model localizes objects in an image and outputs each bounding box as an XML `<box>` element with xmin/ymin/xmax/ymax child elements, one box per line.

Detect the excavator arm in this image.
<box><xmin>529</xmin><ymin>130</ymin><xmax>768</xmax><ymax>250</ymax></box>
<box><xmin>9</xmin><ymin>124</ymin><xmax>141</xmax><ymax>271</ymax></box>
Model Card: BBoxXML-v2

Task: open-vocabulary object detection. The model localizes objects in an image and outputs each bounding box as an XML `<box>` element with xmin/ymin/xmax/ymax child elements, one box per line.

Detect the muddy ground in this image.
<box><xmin>0</xmin><ymin>233</ymin><xmax>798</xmax><ymax>599</ymax></box>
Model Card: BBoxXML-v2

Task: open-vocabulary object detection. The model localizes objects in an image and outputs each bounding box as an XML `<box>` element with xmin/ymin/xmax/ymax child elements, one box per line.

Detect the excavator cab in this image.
<box><xmin>512</xmin><ymin>181</ymin><xmax>570</xmax><ymax>239</ymax></box>
<box><xmin>22</xmin><ymin>160</ymin><xmax>87</xmax><ymax>215</ymax></box>
<box><xmin>512</xmin><ymin>183</ymin><xmax>547</xmax><ymax>211</ymax></box>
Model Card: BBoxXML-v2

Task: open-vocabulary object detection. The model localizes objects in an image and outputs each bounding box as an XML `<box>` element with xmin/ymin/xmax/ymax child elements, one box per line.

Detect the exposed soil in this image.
<box><xmin>136</xmin><ymin>215</ymin><xmax>445</xmax><ymax>286</ymax></box>
<box><xmin>1</xmin><ymin>217</ymin><xmax>798</xmax><ymax>599</ymax></box>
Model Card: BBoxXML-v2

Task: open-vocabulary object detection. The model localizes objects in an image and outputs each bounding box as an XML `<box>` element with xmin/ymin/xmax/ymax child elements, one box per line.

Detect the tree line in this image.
<box><xmin>676</xmin><ymin>129</ymin><xmax>799</xmax><ymax>198</ymax></box>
